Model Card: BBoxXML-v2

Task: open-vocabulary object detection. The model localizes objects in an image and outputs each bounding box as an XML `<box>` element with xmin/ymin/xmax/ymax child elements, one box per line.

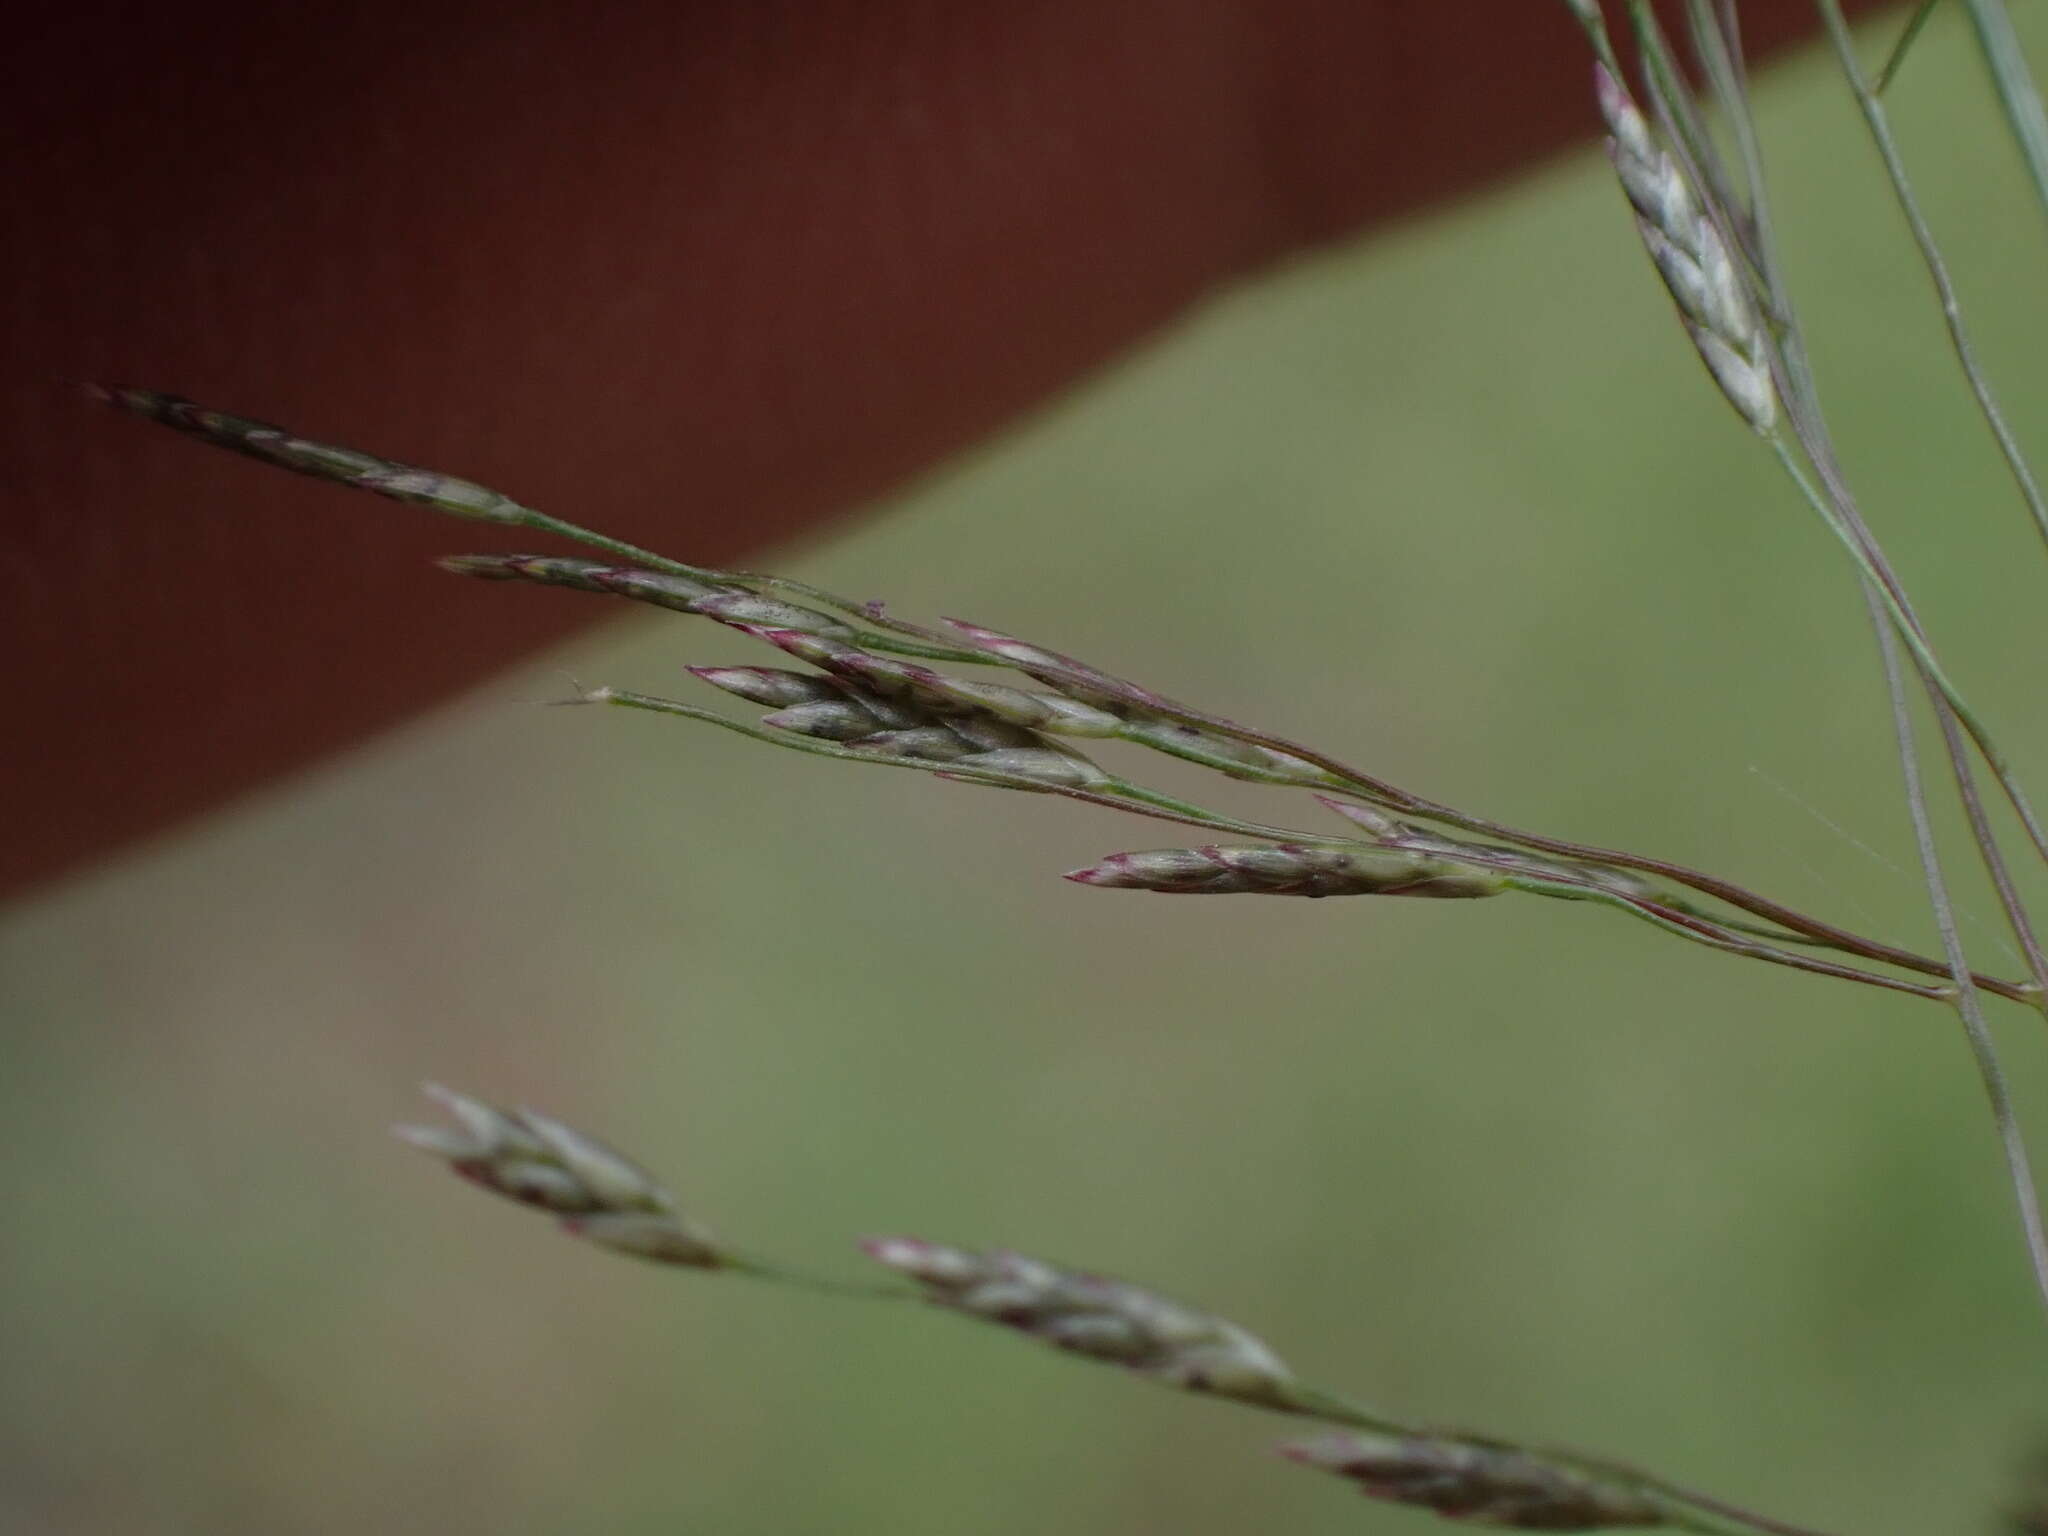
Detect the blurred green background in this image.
<box><xmin>7</xmin><ymin>14</ymin><xmax>2048</xmax><ymax>1534</ymax></box>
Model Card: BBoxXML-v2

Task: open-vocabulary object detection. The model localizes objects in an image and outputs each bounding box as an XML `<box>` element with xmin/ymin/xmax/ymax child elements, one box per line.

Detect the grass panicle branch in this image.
<box><xmin>1811</xmin><ymin>0</ymin><xmax>2048</xmax><ymax>1011</ymax></box>
<box><xmin>98</xmin><ymin>385</ymin><xmax>2027</xmax><ymax>1008</ymax></box>
<box><xmin>399</xmin><ymin>1089</ymin><xmax>1833</xmax><ymax>1536</ymax></box>
<box><xmin>1692</xmin><ymin>0</ymin><xmax>2048</xmax><ymax>1309</ymax></box>
<box><xmin>1864</xmin><ymin>590</ymin><xmax>2048</xmax><ymax>1316</ymax></box>
<box><xmin>1876</xmin><ymin>1</ymin><xmax>1943</xmax><ymax>93</ymax></box>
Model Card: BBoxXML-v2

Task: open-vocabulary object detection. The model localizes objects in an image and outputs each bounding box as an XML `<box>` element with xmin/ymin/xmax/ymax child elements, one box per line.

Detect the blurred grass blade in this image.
<box><xmin>1963</xmin><ymin>0</ymin><xmax>2048</xmax><ymax>222</ymax></box>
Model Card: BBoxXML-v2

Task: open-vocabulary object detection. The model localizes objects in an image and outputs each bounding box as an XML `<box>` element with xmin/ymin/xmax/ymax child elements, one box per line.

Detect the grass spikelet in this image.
<box><xmin>1281</xmin><ymin>1432</ymin><xmax>1668</xmax><ymax>1531</ymax></box>
<box><xmin>101</xmin><ymin>383</ymin><xmax>2036</xmax><ymax>1006</ymax></box>
<box><xmin>394</xmin><ymin>1085</ymin><xmax>724</xmax><ymax>1269</ymax></box>
<box><xmin>1593</xmin><ymin>64</ymin><xmax>1776</xmax><ymax>432</ymax></box>
<box><xmin>861</xmin><ymin>1237</ymin><xmax>1298</xmax><ymax>1409</ymax></box>
<box><xmin>1064</xmin><ymin>844</ymin><xmax>1509</xmax><ymax>898</ymax></box>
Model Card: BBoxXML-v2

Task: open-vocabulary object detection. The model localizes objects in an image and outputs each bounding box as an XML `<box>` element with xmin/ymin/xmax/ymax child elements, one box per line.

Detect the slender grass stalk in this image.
<box><xmin>1876</xmin><ymin>1</ymin><xmax>1944</xmax><ymax>93</ymax></box>
<box><xmin>1863</xmin><ymin>584</ymin><xmax>2048</xmax><ymax>1310</ymax></box>
<box><xmin>103</xmin><ymin>385</ymin><xmax>2031</xmax><ymax>1005</ymax></box>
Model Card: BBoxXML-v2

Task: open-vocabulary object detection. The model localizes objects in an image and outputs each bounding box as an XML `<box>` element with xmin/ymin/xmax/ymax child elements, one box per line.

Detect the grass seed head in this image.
<box><xmin>946</xmin><ymin>746</ymin><xmax>1112</xmax><ymax>790</ymax></box>
<box><xmin>685</xmin><ymin>667</ymin><xmax>850</xmax><ymax>709</ymax></box>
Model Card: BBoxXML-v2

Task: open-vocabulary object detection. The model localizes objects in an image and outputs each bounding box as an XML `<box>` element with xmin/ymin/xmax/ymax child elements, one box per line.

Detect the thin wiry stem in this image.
<box><xmin>1764</xmin><ymin>326</ymin><xmax>2048</xmax><ymax>1012</ymax></box>
<box><xmin>1794</xmin><ymin>425</ymin><xmax>2048</xmax><ymax>874</ymax></box>
<box><xmin>1684</xmin><ymin>1</ymin><xmax>1779</xmax><ymax>271</ymax></box>
<box><xmin>719</xmin><ymin>1254</ymin><xmax>916</xmax><ymax>1303</ymax></box>
<box><xmin>1865</xmin><ymin>584</ymin><xmax>2048</xmax><ymax>1315</ymax></box>
<box><xmin>1816</xmin><ymin>0</ymin><xmax>2048</xmax><ymax>563</ymax></box>
<box><xmin>1876</xmin><ymin>0</ymin><xmax>1944</xmax><ymax>93</ymax></box>
<box><xmin>1499</xmin><ymin>871</ymin><xmax>1959</xmax><ymax>1002</ymax></box>
<box><xmin>1763</xmin><ymin>321</ymin><xmax>2048</xmax><ymax>931</ymax></box>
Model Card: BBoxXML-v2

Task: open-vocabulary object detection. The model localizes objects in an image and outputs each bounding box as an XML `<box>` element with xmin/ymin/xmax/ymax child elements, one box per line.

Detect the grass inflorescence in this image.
<box><xmin>89</xmin><ymin>4</ymin><xmax>2048</xmax><ymax>1528</ymax></box>
<box><xmin>398</xmin><ymin>1087</ymin><xmax>1833</xmax><ymax>1536</ymax></box>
